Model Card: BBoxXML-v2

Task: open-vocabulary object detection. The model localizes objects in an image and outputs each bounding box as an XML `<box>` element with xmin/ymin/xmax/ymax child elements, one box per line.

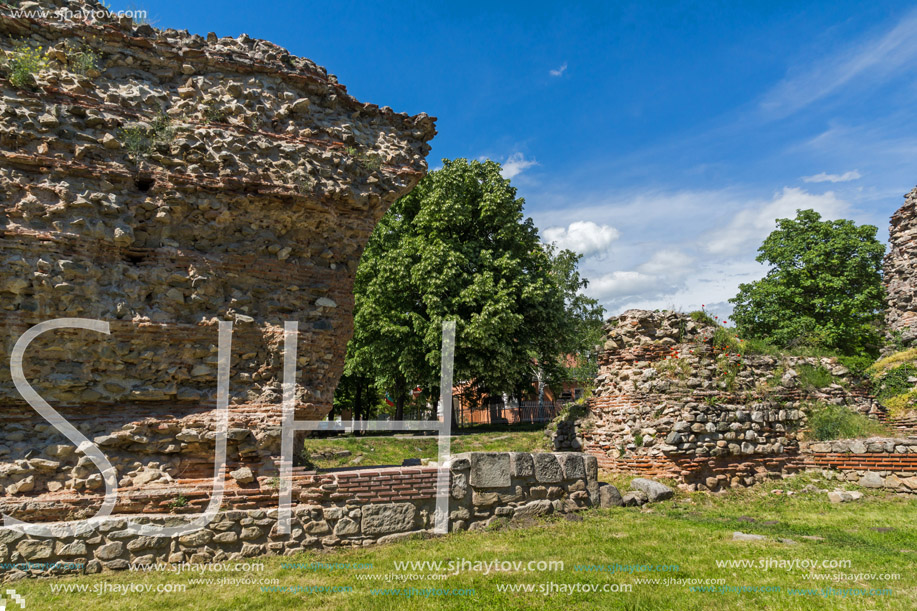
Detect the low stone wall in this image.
<box><xmin>800</xmin><ymin>437</ymin><xmax>917</xmax><ymax>493</ymax></box>
<box><xmin>0</xmin><ymin>452</ymin><xmax>598</xmax><ymax>580</ymax></box>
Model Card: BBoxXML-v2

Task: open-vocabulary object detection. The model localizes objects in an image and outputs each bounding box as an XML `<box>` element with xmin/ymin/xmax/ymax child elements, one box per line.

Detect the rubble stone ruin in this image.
<box><xmin>884</xmin><ymin>186</ymin><xmax>917</xmax><ymax>347</ymax></box>
<box><xmin>0</xmin><ymin>1</ymin><xmax>435</xmax><ymax>523</ymax></box>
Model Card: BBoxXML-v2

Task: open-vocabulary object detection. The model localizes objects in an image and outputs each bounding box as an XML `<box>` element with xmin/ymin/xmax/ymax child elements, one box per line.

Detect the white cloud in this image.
<box><xmin>530</xmin><ymin>184</ymin><xmax>870</xmax><ymax>316</ymax></box>
<box><xmin>802</xmin><ymin>170</ymin><xmax>862</xmax><ymax>183</ymax></box>
<box><xmin>500</xmin><ymin>152</ymin><xmax>538</xmax><ymax>180</ymax></box>
<box><xmin>704</xmin><ymin>187</ymin><xmax>849</xmax><ymax>255</ymax></box>
<box><xmin>637</xmin><ymin>249</ymin><xmax>694</xmax><ymax>276</ymax></box>
<box><xmin>588</xmin><ymin>270</ymin><xmax>662</xmax><ymax>302</ymax></box>
<box><xmin>760</xmin><ymin>10</ymin><xmax>917</xmax><ymax>117</ymax></box>
<box><xmin>543</xmin><ymin>221</ymin><xmax>620</xmax><ymax>257</ymax></box>
<box><xmin>549</xmin><ymin>62</ymin><xmax>568</xmax><ymax>77</ymax></box>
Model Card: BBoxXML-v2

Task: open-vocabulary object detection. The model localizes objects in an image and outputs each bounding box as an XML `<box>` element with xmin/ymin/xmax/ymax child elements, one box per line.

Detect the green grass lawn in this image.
<box><xmin>12</xmin><ymin>473</ymin><xmax>916</xmax><ymax>610</ymax></box>
<box><xmin>301</xmin><ymin>426</ymin><xmax>549</xmax><ymax>469</ymax></box>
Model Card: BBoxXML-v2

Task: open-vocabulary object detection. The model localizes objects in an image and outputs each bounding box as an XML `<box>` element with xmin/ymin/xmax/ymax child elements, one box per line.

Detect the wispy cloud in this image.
<box><xmin>500</xmin><ymin>152</ymin><xmax>538</xmax><ymax>179</ymax></box>
<box><xmin>549</xmin><ymin>62</ymin><xmax>568</xmax><ymax>77</ymax></box>
<box><xmin>802</xmin><ymin>170</ymin><xmax>862</xmax><ymax>183</ymax></box>
<box><xmin>760</xmin><ymin>9</ymin><xmax>917</xmax><ymax>118</ymax></box>
<box><xmin>542</xmin><ymin>221</ymin><xmax>620</xmax><ymax>257</ymax></box>
<box><xmin>531</xmin><ymin>185</ymin><xmax>861</xmax><ymax>315</ymax></box>
<box><xmin>704</xmin><ymin>187</ymin><xmax>849</xmax><ymax>255</ymax></box>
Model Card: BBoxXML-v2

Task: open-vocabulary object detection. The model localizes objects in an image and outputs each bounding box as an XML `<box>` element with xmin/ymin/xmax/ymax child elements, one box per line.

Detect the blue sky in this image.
<box><xmin>122</xmin><ymin>1</ymin><xmax>917</xmax><ymax>318</ymax></box>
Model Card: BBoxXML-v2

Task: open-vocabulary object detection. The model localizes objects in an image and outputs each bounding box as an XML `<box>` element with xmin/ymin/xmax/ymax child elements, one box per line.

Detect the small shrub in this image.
<box><xmin>203</xmin><ymin>99</ymin><xmax>228</xmax><ymax>123</ymax></box>
<box><xmin>873</xmin><ymin>363</ymin><xmax>917</xmax><ymax>402</ymax></box>
<box><xmin>6</xmin><ymin>44</ymin><xmax>48</xmax><ymax>88</ymax></box>
<box><xmin>346</xmin><ymin>145</ymin><xmax>383</xmax><ymax>171</ymax></box>
<box><xmin>806</xmin><ymin>404</ymin><xmax>888</xmax><ymax>440</ymax></box>
<box><xmin>797</xmin><ymin>364</ymin><xmax>835</xmax><ymax>389</ymax></box>
<box><xmin>118</xmin><ymin>114</ymin><xmax>173</xmax><ymax>161</ymax></box>
<box><xmin>657</xmin><ymin>356</ymin><xmax>691</xmax><ymax>380</ymax></box>
<box><xmin>633</xmin><ymin>433</ymin><xmax>644</xmax><ymax>447</ymax></box>
<box><xmin>67</xmin><ymin>45</ymin><xmax>99</xmax><ymax>75</ymax></box>
<box><xmin>836</xmin><ymin>355</ymin><xmax>873</xmax><ymax>379</ymax></box>
<box><xmin>168</xmin><ymin>494</ymin><xmax>188</xmax><ymax>509</ymax></box>
<box><xmin>149</xmin><ymin>112</ymin><xmax>174</xmax><ymax>144</ymax></box>
<box><xmin>291</xmin><ymin>169</ymin><xmax>314</xmax><ymax>195</ymax></box>
<box><xmin>715</xmin><ymin>354</ymin><xmax>743</xmax><ymax>391</ymax></box>
<box><xmin>688</xmin><ymin>310</ymin><xmax>716</xmax><ymax>326</ymax></box>
<box><xmin>768</xmin><ymin>364</ymin><xmax>786</xmax><ymax>387</ymax></box>
<box><xmin>119</xmin><ymin>125</ymin><xmax>151</xmax><ymax>161</ymax></box>
<box><xmin>869</xmin><ymin>348</ymin><xmax>917</xmax><ymax>377</ymax></box>
<box><xmin>881</xmin><ymin>391</ymin><xmax>917</xmax><ymax>419</ymax></box>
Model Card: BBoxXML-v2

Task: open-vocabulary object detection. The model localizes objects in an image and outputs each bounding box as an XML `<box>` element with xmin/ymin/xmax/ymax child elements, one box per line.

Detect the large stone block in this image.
<box><xmin>469</xmin><ymin>453</ymin><xmax>511</xmax><ymax>488</ymax></box>
<box><xmin>556</xmin><ymin>453</ymin><xmax>585</xmax><ymax>480</ymax></box>
<box><xmin>533</xmin><ymin>453</ymin><xmax>563</xmax><ymax>483</ymax></box>
<box><xmin>361</xmin><ymin>503</ymin><xmax>417</xmax><ymax>536</ymax></box>
<box><xmin>629</xmin><ymin>478</ymin><xmax>674</xmax><ymax>502</ymax></box>
<box><xmin>510</xmin><ymin>452</ymin><xmax>534</xmax><ymax>478</ymax></box>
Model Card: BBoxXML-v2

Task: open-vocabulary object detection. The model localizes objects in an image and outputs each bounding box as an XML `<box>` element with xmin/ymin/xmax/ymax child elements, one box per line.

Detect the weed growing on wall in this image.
<box><xmin>805</xmin><ymin>403</ymin><xmax>889</xmax><ymax>440</ymax></box>
<box><xmin>6</xmin><ymin>43</ymin><xmax>49</xmax><ymax>88</ymax></box>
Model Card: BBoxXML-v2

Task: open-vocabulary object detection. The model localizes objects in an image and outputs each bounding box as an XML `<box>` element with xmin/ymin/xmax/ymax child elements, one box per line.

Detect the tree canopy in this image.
<box><xmin>729</xmin><ymin>209</ymin><xmax>886</xmax><ymax>356</ymax></box>
<box><xmin>342</xmin><ymin>158</ymin><xmax>604</xmax><ymax>419</ymax></box>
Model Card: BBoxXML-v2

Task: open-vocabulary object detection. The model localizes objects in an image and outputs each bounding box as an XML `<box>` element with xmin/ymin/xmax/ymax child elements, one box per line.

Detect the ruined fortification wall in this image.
<box><xmin>577</xmin><ymin>310</ymin><xmax>879</xmax><ymax>491</ymax></box>
<box><xmin>0</xmin><ymin>1</ymin><xmax>434</xmax><ymax>520</ymax></box>
<box><xmin>884</xmin><ymin>187</ymin><xmax>917</xmax><ymax>346</ymax></box>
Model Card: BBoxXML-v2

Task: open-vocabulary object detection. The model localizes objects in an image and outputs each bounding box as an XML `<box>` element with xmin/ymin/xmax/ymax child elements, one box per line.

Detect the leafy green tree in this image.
<box><xmin>343</xmin><ymin>158</ymin><xmax>604</xmax><ymax>420</ymax></box>
<box><xmin>729</xmin><ymin>209</ymin><xmax>885</xmax><ymax>356</ymax></box>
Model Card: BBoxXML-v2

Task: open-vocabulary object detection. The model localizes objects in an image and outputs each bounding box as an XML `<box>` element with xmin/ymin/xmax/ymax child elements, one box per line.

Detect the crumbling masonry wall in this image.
<box><xmin>0</xmin><ymin>1</ymin><xmax>434</xmax><ymax>522</ymax></box>
<box><xmin>885</xmin><ymin>186</ymin><xmax>917</xmax><ymax>346</ymax></box>
<box><xmin>576</xmin><ymin>310</ymin><xmax>880</xmax><ymax>491</ymax></box>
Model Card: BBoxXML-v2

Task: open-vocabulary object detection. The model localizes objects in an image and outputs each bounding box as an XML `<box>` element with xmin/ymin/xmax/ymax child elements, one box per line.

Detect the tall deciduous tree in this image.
<box><xmin>729</xmin><ymin>209</ymin><xmax>885</xmax><ymax>356</ymax></box>
<box><xmin>344</xmin><ymin>158</ymin><xmax>603</xmax><ymax>419</ymax></box>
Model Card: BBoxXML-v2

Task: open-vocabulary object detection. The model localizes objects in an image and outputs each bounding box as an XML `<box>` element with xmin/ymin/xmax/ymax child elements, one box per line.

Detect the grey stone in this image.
<box><xmin>95</xmin><ymin>542</ymin><xmax>124</xmax><ymax>561</ymax></box>
<box><xmin>533</xmin><ymin>453</ymin><xmax>563</xmax><ymax>483</ymax></box>
<box><xmin>510</xmin><ymin>452</ymin><xmax>534</xmax><ymax>478</ymax></box>
<box><xmin>598</xmin><ymin>483</ymin><xmax>624</xmax><ymax>508</ymax></box>
<box><xmin>733</xmin><ymin>531</ymin><xmax>766</xmax><ymax>541</ymax></box>
<box><xmin>333</xmin><ymin>518</ymin><xmax>360</xmax><ymax>536</ymax></box>
<box><xmin>556</xmin><ymin>453</ymin><xmax>585</xmax><ymax>480</ymax></box>
<box><xmin>512</xmin><ymin>500</ymin><xmax>553</xmax><ymax>520</ymax></box>
<box><xmin>859</xmin><ymin>472</ymin><xmax>884</xmax><ymax>488</ymax></box>
<box><xmin>16</xmin><ymin>539</ymin><xmax>52</xmax><ymax>560</ymax></box>
<box><xmin>469</xmin><ymin>453</ymin><xmax>511</xmax><ymax>488</ymax></box>
<box><xmin>55</xmin><ymin>541</ymin><xmax>88</xmax><ymax>556</ymax></box>
<box><xmin>629</xmin><ymin>478</ymin><xmax>674</xmax><ymax>502</ymax></box>
<box><xmin>361</xmin><ymin>503</ymin><xmax>416</xmax><ymax>536</ymax></box>
<box><xmin>622</xmin><ymin>491</ymin><xmax>647</xmax><ymax>507</ymax></box>
<box><xmin>230</xmin><ymin>467</ymin><xmax>254</xmax><ymax>484</ymax></box>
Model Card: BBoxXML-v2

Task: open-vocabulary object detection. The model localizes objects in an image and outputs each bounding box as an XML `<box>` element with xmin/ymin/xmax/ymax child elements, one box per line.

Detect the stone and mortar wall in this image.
<box><xmin>0</xmin><ymin>452</ymin><xmax>599</xmax><ymax>580</ymax></box>
<box><xmin>799</xmin><ymin>437</ymin><xmax>917</xmax><ymax>493</ymax></box>
<box><xmin>0</xmin><ymin>2</ymin><xmax>434</xmax><ymax>520</ymax></box>
<box><xmin>884</xmin><ymin>186</ymin><xmax>917</xmax><ymax>347</ymax></box>
<box><xmin>572</xmin><ymin>310</ymin><xmax>879</xmax><ymax>491</ymax></box>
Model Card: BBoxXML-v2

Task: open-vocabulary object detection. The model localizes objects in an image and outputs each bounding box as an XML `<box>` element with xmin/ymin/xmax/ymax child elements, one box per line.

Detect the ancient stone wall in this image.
<box><xmin>801</xmin><ymin>437</ymin><xmax>917</xmax><ymax>493</ymax></box>
<box><xmin>0</xmin><ymin>452</ymin><xmax>599</xmax><ymax>579</ymax></box>
<box><xmin>884</xmin><ymin>186</ymin><xmax>917</xmax><ymax>346</ymax></box>
<box><xmin>576</xmin><ymin>310</ymin><xmax>879</xmax><ymax>491</ymax></box>
<box><xmin>0</xmin><ymin>1</ymin><xmax>434</xmax><ymax>521</ymax></box>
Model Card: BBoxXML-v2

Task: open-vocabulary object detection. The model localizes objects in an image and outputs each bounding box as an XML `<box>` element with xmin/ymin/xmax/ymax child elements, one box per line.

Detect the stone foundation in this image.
<box><xmin>0</xmin><ymin>451</ymin><xmax>598</xmax><ymax>580</ymax></box>
<box><xmin>800</xmin><ymin>438</ymin><xmax>917</xmax><ymax>492</ymax></box>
